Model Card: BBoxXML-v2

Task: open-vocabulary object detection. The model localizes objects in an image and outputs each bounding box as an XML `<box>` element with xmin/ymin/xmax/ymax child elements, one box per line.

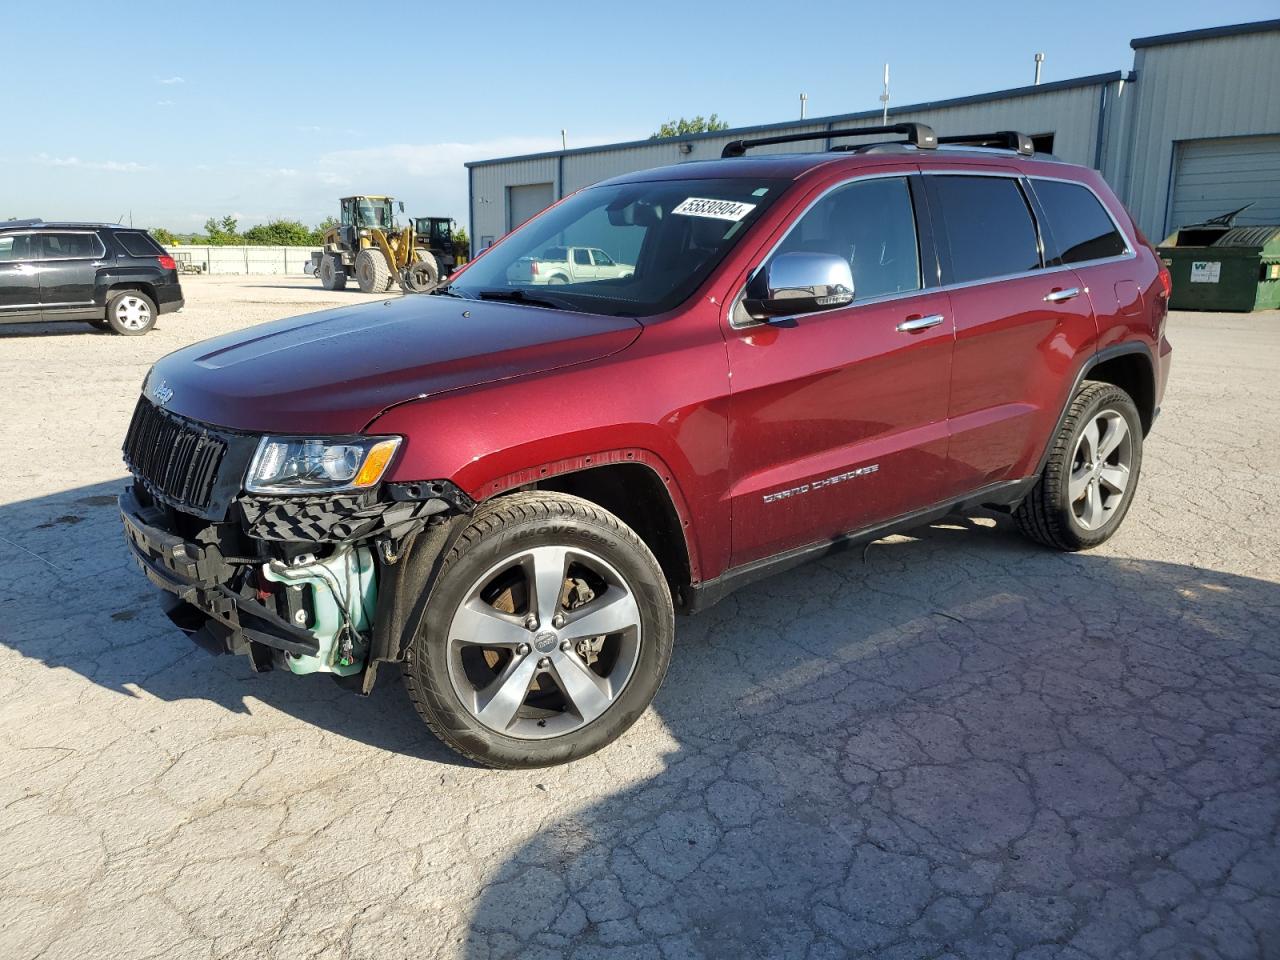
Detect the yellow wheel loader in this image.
<box><xmin>311</xmin><ymin>196</ymin><xmax>454</xmax><ymax>294</ymax></box>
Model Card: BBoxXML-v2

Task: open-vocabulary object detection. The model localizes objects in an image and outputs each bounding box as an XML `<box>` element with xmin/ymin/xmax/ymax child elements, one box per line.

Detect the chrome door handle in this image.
<box><xmin>1044</xmin><ymin>287</ymin><xmax>1081</xmax><ymax>303</ymax></box>
<box><xmin>896</xmin><ymin>313</ymin><xmax>945</xmax><ymax>333</ymax></box>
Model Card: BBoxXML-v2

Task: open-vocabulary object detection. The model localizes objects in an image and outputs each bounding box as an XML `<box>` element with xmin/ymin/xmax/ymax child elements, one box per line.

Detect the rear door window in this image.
<box><xmin>38</xmin><ymin>232</ymin><xmax>106</xmax><ymax>259</ymax></box>
<box><xmin>114</xmin><ymin>231</ymin><xmax>165</xmax><ymax>257</ymax></box>
<box><xmin>1031</xmin><ymin>179</ymin><xmax>1129</xmax><ymax>264</ymax></box>
<box><xmin>931</xmin><ymin>175</ymin><xmax>1041</xmax><ymax>283</ymax></box>
<box><xmin>768</xmin><ymin>176</ymin><xmax>922</xmax><ymax>302</ymax></box>
<box><xmin>573</xmin><ymin>248</ymin><xmax>591</xmax><ymax>266</ymax></box>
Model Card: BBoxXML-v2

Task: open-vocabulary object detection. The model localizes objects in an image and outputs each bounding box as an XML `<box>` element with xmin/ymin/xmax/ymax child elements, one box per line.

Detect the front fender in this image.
<box><xmin>366</xmin><ymin>335</ymin><xmax>733</xmax><ymax>583</ymax></box>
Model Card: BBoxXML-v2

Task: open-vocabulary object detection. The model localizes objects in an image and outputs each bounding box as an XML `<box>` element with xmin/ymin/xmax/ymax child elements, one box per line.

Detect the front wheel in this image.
<box><xmin>1014</xmin><ymin>381</ymin><xmax>1144</xmax><ymax>551</ymax></box>
<box><xmin>404</xmin><ymin>492</ymin><xmax>674</xmax><ymax>768</ymax></box>
<box><xmin>354</xmin><ymin>248</ymin><xmax>392</xmax><ymax>294</ymax></box>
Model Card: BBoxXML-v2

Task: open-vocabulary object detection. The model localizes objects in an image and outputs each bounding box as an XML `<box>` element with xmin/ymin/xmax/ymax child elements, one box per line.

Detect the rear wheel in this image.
<box><xmin>1015</xmin><ymin>381</ymin><xmax>1143</xmax><ymax>551</ymax></box>
<box><xmin>404</xmin><ymin>492</ymin><xmax>674</xmax><ymax>768</ymax></box>
<box><xmin>319</xmin><ymin>254</ymin><xmax>347</xmax><ymax>291</ymax></box>
<box><xmin>354</xmin><ymin>248</ymin><xmax>392</xmax><ymax>294</ymax></box>
<box><xmin>105</xmin><ymin>290</ymin><xmax>157</xmax><ymax>335</ymax></box>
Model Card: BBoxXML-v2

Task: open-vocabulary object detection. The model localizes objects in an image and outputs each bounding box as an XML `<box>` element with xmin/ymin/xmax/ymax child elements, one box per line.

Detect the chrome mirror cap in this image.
<box><xmin>743</xmin><ymin>252</ymin><xmax>854</xmax><ymax>319</ymax></box>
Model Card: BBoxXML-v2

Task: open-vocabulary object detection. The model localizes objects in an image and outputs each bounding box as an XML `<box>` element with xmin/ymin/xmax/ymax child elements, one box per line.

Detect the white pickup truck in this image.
<box><xmin>507</xmin><ymin>246</ymin><xmax>634</xmax><ymax>285</ymax></box>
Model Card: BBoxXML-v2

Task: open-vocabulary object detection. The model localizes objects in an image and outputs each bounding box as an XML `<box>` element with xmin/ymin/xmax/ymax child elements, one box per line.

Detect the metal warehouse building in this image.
<box><xmin>466</xmin><ymin>19</ymin><xmax>1280</xmax><ymax>250</ymax></box>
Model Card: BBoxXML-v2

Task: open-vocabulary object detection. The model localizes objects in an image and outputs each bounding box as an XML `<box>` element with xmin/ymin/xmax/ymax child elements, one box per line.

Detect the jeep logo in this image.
<box><xmin>152</xmin><ymin>380</ymin><xmax>174</xmax><ymax>406</ymax></box>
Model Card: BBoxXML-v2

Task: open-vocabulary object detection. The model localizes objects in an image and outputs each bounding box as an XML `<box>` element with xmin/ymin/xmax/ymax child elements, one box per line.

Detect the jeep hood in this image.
<box><xmin>144</xmin><ymin>295</ymin><xmax>642</xmax><ymax>433</ymax></box>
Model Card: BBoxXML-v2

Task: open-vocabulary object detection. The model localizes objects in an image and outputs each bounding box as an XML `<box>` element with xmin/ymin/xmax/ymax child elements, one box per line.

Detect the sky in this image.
<box><xmin>5</xmin><ymin>0</ymin><xmax>1277</xmax><ymax>233</ymax></box>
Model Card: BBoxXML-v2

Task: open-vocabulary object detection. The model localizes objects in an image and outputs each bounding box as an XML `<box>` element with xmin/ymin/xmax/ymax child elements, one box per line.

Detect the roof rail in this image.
<box><xmin>937</xmin><ymin>131</ymin><xmax>1035</xmax><ymax>156</ymax></box>
<box><xmin>0</xmin><ymin>218</ymin><xmax>43</xmax><ymax>229</ymax></box>
<box><xmin>721</xmin><ymin>123</ymin><xmax>937</xmax><ymax>158</ymax></box>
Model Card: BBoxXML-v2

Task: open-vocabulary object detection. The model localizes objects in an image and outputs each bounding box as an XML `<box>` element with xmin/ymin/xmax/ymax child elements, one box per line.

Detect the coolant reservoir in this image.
<box><xmin>262</xmin><ymin>546</ymin><xmax>376</xmax><ymax>676</ymax></box>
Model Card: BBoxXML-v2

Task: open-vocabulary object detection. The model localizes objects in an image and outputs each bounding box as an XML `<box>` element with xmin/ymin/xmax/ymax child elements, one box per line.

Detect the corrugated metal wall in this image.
<box><xmin>469</xmin><ymin>84</ymin><xmax>1111</xmax><ymax>246</ymax></box>
<box><xmin>1122</xmin><ymin>29</ymin><xmax>1280</xmax><ymax>238</ymax></box>
<box><xmin>469</xmin><ymin>25</ymin><xmax>1280</xmax><ymax>248</ymax></box>
<box><xmin>470</xmin><ymin>156</ymin><xmax>557</xmax><ymax>247</ymax></box>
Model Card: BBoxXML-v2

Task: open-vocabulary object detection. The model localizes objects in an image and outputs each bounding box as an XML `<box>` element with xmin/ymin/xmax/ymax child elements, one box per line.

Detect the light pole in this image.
<box><xmin>879</xmin><ymin>64</ymin><xmax>890</xmax><ymax>124</ymax></box>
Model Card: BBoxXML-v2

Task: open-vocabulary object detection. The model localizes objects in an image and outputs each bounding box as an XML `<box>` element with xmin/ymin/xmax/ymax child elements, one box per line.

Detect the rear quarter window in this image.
<box><xmin>1032</xmin><ymin>179</ymin><xmax>1129</xmax><ymax>264</ymax></box>
<box><xmin>114</xmin><ymin>231</ymin><xmax>165</xmax><ymax>257</ymax></box>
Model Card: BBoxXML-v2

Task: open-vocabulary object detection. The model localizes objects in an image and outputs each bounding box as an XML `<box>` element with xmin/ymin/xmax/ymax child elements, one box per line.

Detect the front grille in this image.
<box><xmin>123</xmin><ymin>398</ymin><xmax>228</xmax><ymax>511</ymax></box>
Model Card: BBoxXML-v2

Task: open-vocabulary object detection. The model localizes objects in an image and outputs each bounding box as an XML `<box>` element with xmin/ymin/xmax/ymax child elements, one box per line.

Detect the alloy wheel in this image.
<box><xmin>445</xmin><ymin>545</ymin><xmax>642</xmax><ymax>739</ymax></box>
<box><xmin>1069</xmin><ymin>409</ymin><xmax>1132</xmax><ymax>530</ymax></box>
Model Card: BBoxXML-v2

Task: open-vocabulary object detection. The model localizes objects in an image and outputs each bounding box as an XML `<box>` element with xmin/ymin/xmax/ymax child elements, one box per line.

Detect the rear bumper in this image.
<box><xmin>156</xmin><ymin>284</ymin><xmax>184</xmax><ymax>314</ymax></box>
<box><xmin>119</xmin><ymin>486</ymin><xmax>318</xmax><ymax>658</ymax></box>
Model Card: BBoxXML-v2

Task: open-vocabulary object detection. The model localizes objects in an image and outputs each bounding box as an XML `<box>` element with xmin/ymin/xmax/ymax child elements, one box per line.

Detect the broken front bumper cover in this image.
<box><xmin>119</xmin><ymin>486</ymin><xmax>320</xmax><ymax>659</ymax></box>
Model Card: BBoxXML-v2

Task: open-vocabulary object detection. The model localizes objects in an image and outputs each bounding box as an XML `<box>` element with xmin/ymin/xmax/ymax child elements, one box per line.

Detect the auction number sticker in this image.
<box><xmin>1190</xmin><ymin>261</ymin><xmax>1221</xmax><ymax>283</ymax></box>
<box><xmin>672</xmin><ymin>197</ymin><xmax>757</xmax><ymax>221</ymax></box>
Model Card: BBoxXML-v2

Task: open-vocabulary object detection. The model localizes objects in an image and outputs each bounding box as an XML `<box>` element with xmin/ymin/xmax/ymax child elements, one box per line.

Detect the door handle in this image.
<box><xmin>896</xmin><ymin>313</ymin><xmax>945</xmax><ymax>333</ymax></box>
<box><xmin>1044</xmin><ymin>287</ymin><xmax>1081</xmax><ymax>303</ymax></box>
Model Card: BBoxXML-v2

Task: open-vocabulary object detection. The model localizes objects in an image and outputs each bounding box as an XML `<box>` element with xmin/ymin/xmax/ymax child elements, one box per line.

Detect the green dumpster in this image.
<box><xmin>1158</xmin><ymin>219</ymin><xmax>1280</xmax><ymax>312</ymax></box>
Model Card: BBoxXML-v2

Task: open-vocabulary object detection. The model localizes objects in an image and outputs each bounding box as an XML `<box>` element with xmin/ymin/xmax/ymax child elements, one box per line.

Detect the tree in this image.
<box><xmin>452</xmin><ymin>226</ymin><xmax>470</xmax><ymax>262</ymax></box>
<box><xmin>150</xmin><ymin>227</ymin><xmax>179</xmax><ymax>246</ymax></box>
<box><xmin>242</xmin><ymin>219</ymin><xmax>316</xmax><ymax>246</ymax></box>
<box><xmin>315</xmin><ymin>216</ymin><xmax>339</xmax><ymax>239</ymax></box>
<box><xmin>650</xmin><ymin>114</ymin><xmax>729</xmax><ymax>139</ymax></box>
<box><xmin>203</xmin><ymin>215</ymin><xmax>239</xmax><ymax>245</ymax></box>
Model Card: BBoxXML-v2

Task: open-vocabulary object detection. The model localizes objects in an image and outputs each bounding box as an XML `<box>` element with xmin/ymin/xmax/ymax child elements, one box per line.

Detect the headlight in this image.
<box><xmin>245</xmin><ymin>436</ymin><xmax>402</xmax><ymax>494</ymax></box>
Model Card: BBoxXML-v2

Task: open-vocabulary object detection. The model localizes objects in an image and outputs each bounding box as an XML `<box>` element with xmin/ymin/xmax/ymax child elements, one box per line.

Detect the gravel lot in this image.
<box><xmin>1</xmin><ymin>277</ymin><xmax>1277</xmax><ymax>960</ymax></box>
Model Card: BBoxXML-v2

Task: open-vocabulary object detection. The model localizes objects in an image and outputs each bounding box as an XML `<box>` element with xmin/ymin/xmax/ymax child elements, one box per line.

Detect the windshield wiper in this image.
<box><xmin>475</xmin><ymin>288</ymin><xmax>571</xmax><ymax>310</ymax></box>
<box><xmin>430</xmin><ymin>284</ymin><xmax>473</xmax><ymax>299</ymax></box>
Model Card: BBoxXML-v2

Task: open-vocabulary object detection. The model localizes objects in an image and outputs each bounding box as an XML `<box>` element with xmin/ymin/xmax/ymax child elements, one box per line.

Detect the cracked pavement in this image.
<box><xmin>1</xmin><ymin>279</ymin><xmax>1277</xmax><ymax>959</ymax></box>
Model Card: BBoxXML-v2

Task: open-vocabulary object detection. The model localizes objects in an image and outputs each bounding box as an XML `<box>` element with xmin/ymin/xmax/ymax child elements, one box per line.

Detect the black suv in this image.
<box><xmin>0</xmin><ymin>220</ymin><xmax>184</xmax><ymax>335</ymax></box>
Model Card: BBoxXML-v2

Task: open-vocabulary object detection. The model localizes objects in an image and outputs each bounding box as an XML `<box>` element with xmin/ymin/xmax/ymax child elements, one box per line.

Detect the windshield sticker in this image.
<box><xmin>672</xmin><ymin>197</ymin><xmax>757</xmax><ymax>222</ymax></box>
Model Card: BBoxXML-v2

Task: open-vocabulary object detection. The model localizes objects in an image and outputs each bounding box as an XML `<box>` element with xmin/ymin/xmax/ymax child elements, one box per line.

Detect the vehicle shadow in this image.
<box><xmin>0</xmin><ymin>476</ymin><xmax>463</xmax><ymax>764</ymax></box>
<box><xmin>453</xmin><ymin>520</ymin><xmax>1280</xmax><ymax>955</ymax></box>
<box><xmin>3</xmin><ymin>479</ymin><xmax>1278</xmax><ymax>954</ymax></box>
<box><xmin>0</xmin><ymin>321</ymin><xmax>105</xmax><ymax>338</ymax></box>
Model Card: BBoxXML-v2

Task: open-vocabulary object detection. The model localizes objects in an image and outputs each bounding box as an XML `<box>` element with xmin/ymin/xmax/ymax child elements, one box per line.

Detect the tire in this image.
<box><xmin>404</xmin><ymin>492</ymin><xmax>675</xmax><ymax>768</ymax></box>
<box><xmin>105</xmin><ymin>290</ymin><xmax>157</xmax><ymax>336</ymax></box>
<box><xmin>1014</xmin><ymin>381</ymin><xmax>1144</xmax><ymax>551</ymax></box>
<box><xmin>403</xmin><ymin>254</ymin><xmax>440</xmax><ymax>293</ymax></box>
<box><xmin>547</xmin><ymin>274</ymin><xmax>569</xmax><ymax>285</ymax></box>
<box><xmin>354</xmin><ymin>248</ymin><xmax>392</xmax><ymax>294</ymax></box>
<box><xmin>319</xmin><ymin>254</ymin><xmax>347</xmax><ymax>291</ymax></box>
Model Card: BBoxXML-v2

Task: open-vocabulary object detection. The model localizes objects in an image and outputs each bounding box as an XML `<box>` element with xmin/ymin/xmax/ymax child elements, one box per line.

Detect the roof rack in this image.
<box><xmin>721</xmin><ymin>123</ymin><xmax>937</xmax><ymax>158</ymax></box>
<box><xmin>937</xmin><ymin>131</ymin><xmax>1035</xmax><ymax>156</ymax></box>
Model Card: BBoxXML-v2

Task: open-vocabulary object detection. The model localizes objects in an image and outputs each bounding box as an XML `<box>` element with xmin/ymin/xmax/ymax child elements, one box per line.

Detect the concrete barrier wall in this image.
<box><xmin>163</xmin><ymin>245</ymin><xmax>321</xmax><ymax>276</ymax></box>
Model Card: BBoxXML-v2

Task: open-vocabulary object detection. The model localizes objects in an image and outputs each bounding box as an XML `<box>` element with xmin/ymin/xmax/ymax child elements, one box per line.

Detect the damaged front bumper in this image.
<box><xmin>119</xmin><ymin>478</ymin><xmax>471</xmax><ymax>686</ymax></box>
<box><xmin>120</xmin><ymin>485</ymin><xmax>321</xmax><ymax>662</ymax></box>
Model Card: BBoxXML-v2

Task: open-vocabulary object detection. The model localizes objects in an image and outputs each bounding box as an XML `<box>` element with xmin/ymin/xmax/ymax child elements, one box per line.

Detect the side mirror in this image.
<box><xmin>743</xmin><ymin>252</ymin><xmax>854</xmax><ymax>319</ymax></box>
<box><xmin>398</xmin><ymin>201</ymin><xmax>405</xmax><ymax>212</ymax></box>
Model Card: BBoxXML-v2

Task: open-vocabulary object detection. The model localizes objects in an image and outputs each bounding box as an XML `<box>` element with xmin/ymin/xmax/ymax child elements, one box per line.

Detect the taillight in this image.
<box><xmin>157</xmin><ymin>254</ymin><xmax>176</xmax><ymax>271</ymax></box>
<box><xmin>1157</xmin><ymin>263</ymin><xmax>1172</xmax><ymax>300</ymax></box>
<box><xmin>530</xmin><ymin>260</ymin><xmax>539</xmax><ymax>277</ymax></box>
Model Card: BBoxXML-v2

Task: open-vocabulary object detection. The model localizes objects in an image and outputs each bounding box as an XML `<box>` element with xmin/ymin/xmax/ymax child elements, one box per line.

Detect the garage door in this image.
<box><xmin>1169</xmin><ymin>135</ymin><xmax>1280</xmax><ymax>232</ymax></box>
<box><xmin>507</xmin><ymin>182</ymin><xmax>555</xmax><ymax>231</ymax></box>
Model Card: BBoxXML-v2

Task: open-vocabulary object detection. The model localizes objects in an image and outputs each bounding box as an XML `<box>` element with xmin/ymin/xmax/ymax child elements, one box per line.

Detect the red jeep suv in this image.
<box><xmin>120</xmin><ymin>124</ymin><xmax>1172</xmax><ymax>767</ymax></box>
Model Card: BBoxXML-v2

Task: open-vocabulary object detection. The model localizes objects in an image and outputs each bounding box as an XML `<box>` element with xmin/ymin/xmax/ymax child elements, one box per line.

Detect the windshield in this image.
<box><xmin>356</xmin><ymin>199</ymin><xmax>393</xmax><ymax>229</ymax></box>
<box><xmin>446</xmin><ymin>177</ymin><xmax>788</xmax><ymax>316</ymax></box>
